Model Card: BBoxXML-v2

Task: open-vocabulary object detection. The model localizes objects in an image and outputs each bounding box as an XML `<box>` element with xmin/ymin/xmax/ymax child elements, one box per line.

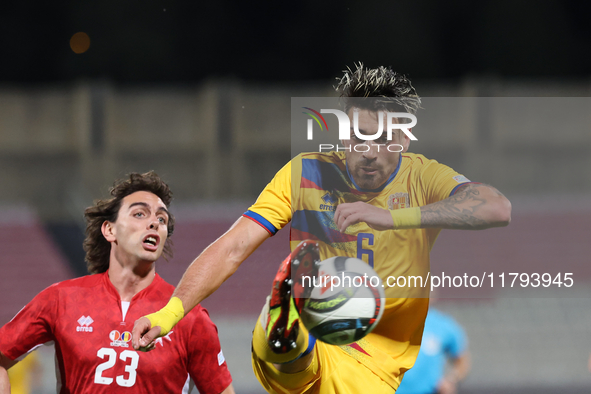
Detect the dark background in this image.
<box><xmin>2</xmin><ymin>0</ymin><xmax>590</xmax><ymax>85</ymax></box>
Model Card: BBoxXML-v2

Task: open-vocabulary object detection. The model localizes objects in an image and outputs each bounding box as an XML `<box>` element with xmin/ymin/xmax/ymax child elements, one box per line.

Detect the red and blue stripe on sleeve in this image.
<box><xmin>242</xmin><ymin>211</ymin><xmax>278</xmax><ymax>236</ymax></box>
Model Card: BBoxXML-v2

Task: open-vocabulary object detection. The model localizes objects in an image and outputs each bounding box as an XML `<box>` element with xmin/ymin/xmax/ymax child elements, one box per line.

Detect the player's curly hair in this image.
<box><xmin>335</xmin><ymin>62</ymin><xmax>421</xmax><ymax>114</ymax></box>
<box><xmin>83</xmin><ymin>171</ymin><xmax>175</xmax><ymax>274</ymax></box>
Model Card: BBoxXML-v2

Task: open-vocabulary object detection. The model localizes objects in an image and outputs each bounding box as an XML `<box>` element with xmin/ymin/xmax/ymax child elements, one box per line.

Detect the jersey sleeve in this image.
<box><xmin>186</xmin><ymin>307</ymin><xmax>232</xmax><ymax>394</ymax></box>
<box><xmin>243</xmin><ymin>160</ymin><xmax>292</xmax><ymax>235</ymax></box>
<box><xmin>420</xmin><ymin>159</ymin><xmax>475</xmax><ymax>204</ymax></box>
<box><xmin>0</xmin><ymin>284</ymin><xmax>58</xmax><ymax>360</ymax></box>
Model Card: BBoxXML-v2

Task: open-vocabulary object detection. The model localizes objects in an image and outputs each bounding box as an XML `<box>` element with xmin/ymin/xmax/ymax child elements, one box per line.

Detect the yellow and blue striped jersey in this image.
<box><xmin>243</xmin><ymin>150</ymin><xmax>471</xmax><ymax>388</ymax></box>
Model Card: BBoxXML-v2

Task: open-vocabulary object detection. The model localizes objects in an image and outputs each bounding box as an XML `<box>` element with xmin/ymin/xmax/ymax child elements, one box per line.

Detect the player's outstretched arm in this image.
<box><xmin>419</xmin><ymin>183</ymin><xmax>511</xmax><ymax>230</ymax></box>
<box><xmin>132</xmin><ymin>217</ymin><xmax>270</xmax><ymax>350</ymax></box>
<box><xmin>0</xmin><ymin>369</ymin><xmax>8</xmax><ymax>394</ymax></box>
<box><xmin>438</xmin><ymin>350</ymin><xmax>471</xmax><ymax>394</ymax></box>
<box><xmin>0</xmin><ymin>351</ymin><xmax>16</xmax><ymax>394</ymax></box>
<box><xmin>335</xmin><ymin>183</ymin><xmax>510</xmax><ymax>232</ymax></box>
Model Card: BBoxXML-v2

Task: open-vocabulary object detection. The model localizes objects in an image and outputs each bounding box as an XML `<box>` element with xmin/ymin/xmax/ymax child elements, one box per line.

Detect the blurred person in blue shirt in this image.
<box><xmin>397</xmin><ymin>308</ymin><xmax>470</xmax><ymax>394</ymax></box>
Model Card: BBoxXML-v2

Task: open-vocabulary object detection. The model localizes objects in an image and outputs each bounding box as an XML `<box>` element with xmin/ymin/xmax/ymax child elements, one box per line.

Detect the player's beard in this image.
<box><xmin>350</xmin><ymin>161</ymin><xmax>387</xmax><ymax>190</ymax></box>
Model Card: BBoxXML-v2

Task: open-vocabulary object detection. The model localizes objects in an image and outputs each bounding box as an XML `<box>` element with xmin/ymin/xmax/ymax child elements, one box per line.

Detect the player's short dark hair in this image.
<box><xmin>83</xmin><ymin>171</ymin><xmax>175</xmax><ymax>274</ymax></box>
<box><xmin>335</xmin><ymin>62</ymin><xmax>421</xmax><ymax>115</ymax></box>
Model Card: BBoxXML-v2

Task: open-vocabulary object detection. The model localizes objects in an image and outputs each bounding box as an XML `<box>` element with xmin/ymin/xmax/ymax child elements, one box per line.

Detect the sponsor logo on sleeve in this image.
<box><xmin>453</xmin><ymin>175</ymin><xmax>470</xmax><ymax>183</ymax></box>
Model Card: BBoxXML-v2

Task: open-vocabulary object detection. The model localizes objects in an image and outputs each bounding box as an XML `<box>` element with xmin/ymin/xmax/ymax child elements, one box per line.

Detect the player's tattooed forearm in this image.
<box><xmin>420</xmin><ymin>184</ymin><xmax>493</xmax><ymax>229</ymax></box>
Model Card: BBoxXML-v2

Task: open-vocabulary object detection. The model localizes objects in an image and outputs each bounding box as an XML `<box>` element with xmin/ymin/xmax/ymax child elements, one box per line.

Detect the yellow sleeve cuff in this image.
<box><xmin>390</xmin><ymin>207</ymin><xmax>422</xmax><ymax>229</ymax></box>
<box><xmin>144</xmin><ymin>296</ymin><xmax>185</xmax><ymax>336</ymax></box>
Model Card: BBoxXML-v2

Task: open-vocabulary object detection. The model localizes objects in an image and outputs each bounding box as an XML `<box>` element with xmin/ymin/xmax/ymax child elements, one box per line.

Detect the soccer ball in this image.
<box><xmin>299</xmin><ymin>256</ymin><xmax>385</xmax><ymax>346</ymax></box>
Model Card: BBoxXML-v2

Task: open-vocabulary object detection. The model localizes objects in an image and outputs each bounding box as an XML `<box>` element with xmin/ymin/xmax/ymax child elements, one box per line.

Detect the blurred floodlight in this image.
<box><xmin>70</xmin><ymin>32</ymin><xmax>90</xmax><ymax>54</ymax></box>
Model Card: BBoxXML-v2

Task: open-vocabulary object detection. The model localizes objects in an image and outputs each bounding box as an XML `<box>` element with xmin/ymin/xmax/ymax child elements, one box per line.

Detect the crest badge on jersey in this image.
<box><xmin>388</xmin><ymin>193</ymin><xmax>409</xmax><ymax>210</ymax></box>
<box><xmin>110</xmin><ymin>330</ymin><xmax>132</xmax><ymax>347</ymax></box>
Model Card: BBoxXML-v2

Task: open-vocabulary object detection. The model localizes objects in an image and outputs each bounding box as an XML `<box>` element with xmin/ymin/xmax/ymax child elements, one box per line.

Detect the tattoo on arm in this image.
<box><xmin>420</xmin><ymin>183</ymin><xmax>505</xmax><ymax>229</ymax></box>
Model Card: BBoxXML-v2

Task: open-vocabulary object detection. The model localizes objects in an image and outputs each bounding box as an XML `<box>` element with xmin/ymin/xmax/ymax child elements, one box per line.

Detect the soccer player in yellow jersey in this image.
<box><xmin>132</xmin><ymin>64</ymin><xmax>512</xmax><ymax>393</ymax></box>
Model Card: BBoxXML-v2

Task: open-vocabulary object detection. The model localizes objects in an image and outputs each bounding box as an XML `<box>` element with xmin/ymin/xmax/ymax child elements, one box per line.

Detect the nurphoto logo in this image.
<box><xmin>301</xmin><ymin>107</ymin><xmax>418</xmax><ymax>152</ymax></box>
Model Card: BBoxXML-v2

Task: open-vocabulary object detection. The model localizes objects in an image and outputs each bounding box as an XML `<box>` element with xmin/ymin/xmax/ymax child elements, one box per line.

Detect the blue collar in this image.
<box><xmin>346</xmin><ymin>154</ymin><xmax>402</xmax><ymax>193</ymax></box>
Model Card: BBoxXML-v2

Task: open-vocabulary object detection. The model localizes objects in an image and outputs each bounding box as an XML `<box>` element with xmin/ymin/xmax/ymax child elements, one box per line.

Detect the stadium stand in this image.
<box><xmin>0</xmin><ymin>204</ymin><xmax>74</xmax><ymax>326</ymax></box>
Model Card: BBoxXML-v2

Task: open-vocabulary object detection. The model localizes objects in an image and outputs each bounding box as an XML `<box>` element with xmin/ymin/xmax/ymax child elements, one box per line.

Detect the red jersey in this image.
<box><xmin>0</xmin><ymin>272</ymin><xmax>232</xmax><ymax>394</ymax></box>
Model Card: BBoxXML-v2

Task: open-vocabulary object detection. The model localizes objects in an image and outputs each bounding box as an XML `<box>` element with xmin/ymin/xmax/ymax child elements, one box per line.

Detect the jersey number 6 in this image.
<box><xmin>357</xmin><ymin>233</ymin><xmax>374</xmax><ymax>267</ymax></box>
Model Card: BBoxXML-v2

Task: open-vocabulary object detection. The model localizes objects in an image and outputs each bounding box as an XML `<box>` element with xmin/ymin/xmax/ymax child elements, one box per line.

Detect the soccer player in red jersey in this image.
<box><xmin>0</xmin><ymin>172</ymin><xmax>234</xmax><ymax>394</ymax></box>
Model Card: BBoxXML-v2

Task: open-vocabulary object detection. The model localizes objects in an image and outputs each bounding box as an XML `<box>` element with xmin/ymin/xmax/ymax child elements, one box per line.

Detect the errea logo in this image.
<box><xmin>320</xmin><ymin>192</ymin><xmax>337</xmax><ymax>211</ymax></box>
<box><xmin>76</xmin><ymin>315</ymin><xmax>94</xmax><ymax>332</ymax></box>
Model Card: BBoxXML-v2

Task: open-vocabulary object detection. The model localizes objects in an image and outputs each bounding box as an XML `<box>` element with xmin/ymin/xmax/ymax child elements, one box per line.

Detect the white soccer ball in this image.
<box><xmin>299</xmin><ymin>256</ymin><xmax>385</xmax><ymax>345</ymax></box>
